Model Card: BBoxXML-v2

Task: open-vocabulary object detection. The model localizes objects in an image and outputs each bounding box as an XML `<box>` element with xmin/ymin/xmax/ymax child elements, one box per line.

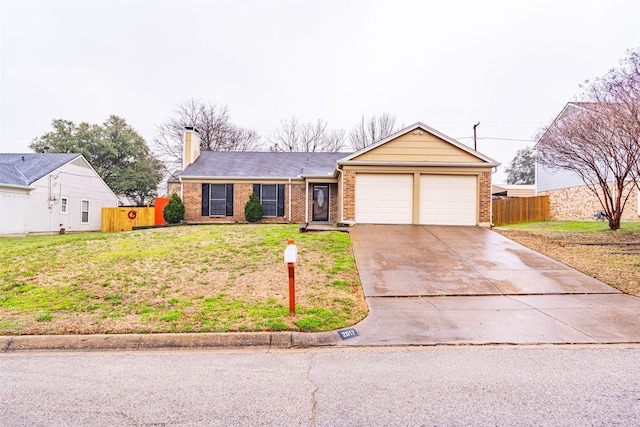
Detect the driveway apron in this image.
<box><xmin>343</xmin><ymin>225</ymin><xmax>640</xmax><ymax>345</ymax></box>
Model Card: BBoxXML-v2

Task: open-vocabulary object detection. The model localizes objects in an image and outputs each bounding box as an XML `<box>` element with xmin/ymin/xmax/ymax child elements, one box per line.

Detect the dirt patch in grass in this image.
<box><xmin>0</xmin><ymin>224</ymin><xmax>368</xmax><ymax>335</ymax></box>
<box><xmin>494</xmin><ymin>223</ymin><xmax>640</xmax><ymax>296</ymax></box>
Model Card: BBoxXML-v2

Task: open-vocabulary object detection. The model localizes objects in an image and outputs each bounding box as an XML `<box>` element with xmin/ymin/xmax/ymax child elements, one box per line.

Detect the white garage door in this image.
<box><xmin>356</xmin><ymin>174</ymin><xmax>413</xmax><ymax>224</ymax></box>
<box><xmin>420</xmin><ymin>175</ymin><xmax>477</xmax><ymax>225</ymax></box>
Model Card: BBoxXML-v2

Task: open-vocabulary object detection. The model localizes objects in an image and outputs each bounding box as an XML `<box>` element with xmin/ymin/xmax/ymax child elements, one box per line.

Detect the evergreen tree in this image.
<box><xmin>244</xmin><ymin>193</ymin><xmax>264</xmax><ymax>223</ymax></box>
<box><xmin>163</xmin><ymin>193</ymin><xmax>185</xmax><ymax>224</ymax></box>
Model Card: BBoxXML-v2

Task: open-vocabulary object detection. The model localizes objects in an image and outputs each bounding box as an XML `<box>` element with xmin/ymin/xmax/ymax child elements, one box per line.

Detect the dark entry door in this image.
<box><xmin>312</xmin><ymin>185</ymin><xmax>329</xmax><ymax>222</ymax></box>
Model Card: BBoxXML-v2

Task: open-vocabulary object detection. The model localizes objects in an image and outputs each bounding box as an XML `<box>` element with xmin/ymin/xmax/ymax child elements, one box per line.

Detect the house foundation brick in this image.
<box><xmin>541</xmin><ymin>185</ymin><xmax>639</xmax><ymax>221</ymax></box>
<box><xmin>479</xmin><ymin>171</ymin><xmax>492</xmax><ymax>224</ymax></box>
<box><xmin>184</xmin><ymin>182</ymin><xmax>313</xmax><ymax>224</ymax></box>
<box><xmin>342</xmin><ymin>170</ymin><xmax>356</xmax><ymax>222</ymax></box>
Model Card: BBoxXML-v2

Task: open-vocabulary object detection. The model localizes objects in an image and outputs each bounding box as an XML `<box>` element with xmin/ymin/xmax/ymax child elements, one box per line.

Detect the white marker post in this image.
<box><xmin>284</xmin><ymin>239</ymin><xmax>297</xmax><ymax>315</ymax></box>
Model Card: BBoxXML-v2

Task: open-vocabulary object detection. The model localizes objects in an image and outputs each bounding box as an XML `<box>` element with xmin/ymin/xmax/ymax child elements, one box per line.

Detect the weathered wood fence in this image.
<box><xmin>492</xmin><ymin>195</ymin><xmax>550</xmax><ymax>226</ymax></box>
<box><xmin>101</xmin><ymin>207</ymin><xmax>155</xmax><ymax>232</ymax></box>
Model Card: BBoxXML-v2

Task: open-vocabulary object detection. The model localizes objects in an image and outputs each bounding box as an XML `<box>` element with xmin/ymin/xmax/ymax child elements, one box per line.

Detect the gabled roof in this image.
<box><xmin>337</xmin><ymin>122</ymin><xmax>499</xmax><ymax>166</ymax></box>
<box><xmin>535</xmin><ymin>102</ymin><xmax>605</xmax><ymax>148</ymax></box>
<box><xmin>0</xmin><ymin>153</ymin><xmax>81</xmax><ymax>187</ymax></box>
<box><xmin>180</xmin><ymin>151</ymin><xmax>351</xmax><ymax>180</ymax></box>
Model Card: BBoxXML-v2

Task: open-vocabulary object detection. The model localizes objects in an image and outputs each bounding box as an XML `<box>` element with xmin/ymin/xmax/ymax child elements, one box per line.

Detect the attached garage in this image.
<box><xmin>338</xmin><ymin>122</ymin><xmax>499</xmax><ymax>227</ymax></box>
<box><xmin>420</xmin><ymin>175</ymin><xmax>477</xmax><ymax>225</ymax></box>
<box><xmin>355</xmin><ymin>174</ymin><xmax>413</xmax><ymax>224</ymax></box>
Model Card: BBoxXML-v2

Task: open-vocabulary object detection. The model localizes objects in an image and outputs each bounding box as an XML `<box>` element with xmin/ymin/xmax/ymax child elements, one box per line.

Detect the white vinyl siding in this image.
<box><xmin>355</xmin><ymin>174</ymin><xmax>412</xmax><ymax>224</ymax></box>
<box><xmin>420</xmin><ymin>175</ymin><xmax>476</xmax><ymax>225</ymax></box>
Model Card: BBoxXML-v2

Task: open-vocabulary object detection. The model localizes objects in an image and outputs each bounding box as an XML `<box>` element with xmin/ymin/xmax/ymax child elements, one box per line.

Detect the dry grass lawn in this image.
<box><xmin>494</xmin><ymin>221</ymin><xmax>640</xmax><ymax>297</ymax></box>
<box><xmin>0</xmin><ymin>224</ymin><xmax>368</xmax><ymax>335</ymax></box>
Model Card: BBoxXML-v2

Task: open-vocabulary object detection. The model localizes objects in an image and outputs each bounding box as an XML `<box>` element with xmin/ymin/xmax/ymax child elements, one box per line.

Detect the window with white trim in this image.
<box><xmin>60</xmin><ymin>198</ymin><xmax>68</xmax><ymax>214</ymax></box>
<box><xmin>81</xmin><ymin>200</ymin><xmax>89</xmax><ymax>223</ymax></box>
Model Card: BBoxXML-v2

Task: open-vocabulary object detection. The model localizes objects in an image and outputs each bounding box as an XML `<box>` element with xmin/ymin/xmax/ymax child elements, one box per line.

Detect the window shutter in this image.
<box><xmin>253</xmin><ymin>184</ymin><xmax>261</xmax><ymax>199</ymax></box>
<box><xmin>226</xmin><ymin>184</ymin><xmax>234</xmax><ymax>216</ymax></box>
<box><xmin>201</xmin><ymin>183</ymin><xmax>210</xmax><ymax>216</ymax></box>
<box><xmin>277</xmin><ymin>184</ymin><xmax>285</xmax><ymax>217</ymax></box>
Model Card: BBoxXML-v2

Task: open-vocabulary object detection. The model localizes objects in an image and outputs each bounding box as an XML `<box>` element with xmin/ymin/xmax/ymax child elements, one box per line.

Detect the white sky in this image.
<box><xmin>1</xmin><ymin>0</ymin><xmax>639</xmax><ymax>183</ymax></box>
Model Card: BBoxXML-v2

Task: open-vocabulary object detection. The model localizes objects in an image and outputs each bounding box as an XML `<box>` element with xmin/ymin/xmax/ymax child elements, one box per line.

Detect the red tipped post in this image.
<box><xmin>284</xmin><ymin>239</ymin><xmax>298</xmax><ymax>316</ymax></box>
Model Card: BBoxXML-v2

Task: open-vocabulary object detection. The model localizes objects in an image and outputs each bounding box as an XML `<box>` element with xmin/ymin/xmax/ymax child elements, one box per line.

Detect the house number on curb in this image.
<box><xmin>337</xmin><ymin>328</ymin><xmax>359</xmax><ymax>340</ymax></box>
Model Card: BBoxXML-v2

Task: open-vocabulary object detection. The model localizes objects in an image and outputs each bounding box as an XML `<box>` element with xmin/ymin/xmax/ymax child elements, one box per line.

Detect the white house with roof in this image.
<box><xmin>535</xmin><ymin>102</ymin><xmax>639</xmax><ymax>221</ymax></box>
<box><xmin>0</xmin><ymin>153</ymin><xmax>119</xmax><ymax>236</ymax></box>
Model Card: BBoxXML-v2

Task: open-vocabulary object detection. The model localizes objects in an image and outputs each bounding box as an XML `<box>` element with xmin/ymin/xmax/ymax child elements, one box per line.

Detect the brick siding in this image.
<box><xmin>342</xmin><ymin>170</ymin><xmax>356</xmax><ymax>222</ymax></box>
<box><xmin>540</xmin><ymin>185</ymin><xmax>639</xmax><ymax>221</ymax></box>
<box><xmin>479</xmin><ymin>171</ymin><xmax>492</xmax><ymax>224</ymax></box>
<box><xmin>183</xmin><ymin>182</ymin><xmax>308</xmax><ymax>224</ymax></box>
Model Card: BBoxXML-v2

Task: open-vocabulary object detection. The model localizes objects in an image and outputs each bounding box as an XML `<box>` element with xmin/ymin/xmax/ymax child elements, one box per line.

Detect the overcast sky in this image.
<box><xmin>1</xmin><ymin>0</ymin><xmax>639</xmax><ymax>183</ymax></box>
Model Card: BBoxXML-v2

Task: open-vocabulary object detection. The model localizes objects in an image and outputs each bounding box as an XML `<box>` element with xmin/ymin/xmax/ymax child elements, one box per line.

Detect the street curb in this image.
<box><xmin>0</xmin><ymin>331</ymin><xmax>342</xmax><ymax>353</ymax></box>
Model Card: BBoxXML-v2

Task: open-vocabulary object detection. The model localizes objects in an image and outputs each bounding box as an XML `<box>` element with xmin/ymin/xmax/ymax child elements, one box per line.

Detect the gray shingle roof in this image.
<box><xmin>180</xmin><ymin>151</ymin><xmax>351</xmax><ymax>178</ymax></box>
<box><xmin>0</xmin><ymin>153</ymin><xmax>81</xmax><ymax>186</ymax></box>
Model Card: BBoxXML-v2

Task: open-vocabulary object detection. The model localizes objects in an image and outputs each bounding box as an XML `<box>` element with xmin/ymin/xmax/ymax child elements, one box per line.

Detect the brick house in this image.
<box><xmin>536</xmin><ymin>103</ymin><xmax>640</xmax><ymax>221</ymax></box>
<box><xmin>179</xmin><ymin>122</ymin><xmax>499</xmax><ymax>226</ymax></box>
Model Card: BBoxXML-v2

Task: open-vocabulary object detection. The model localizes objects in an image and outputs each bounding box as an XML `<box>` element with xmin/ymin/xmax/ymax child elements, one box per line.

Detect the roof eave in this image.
<box><xmin>180</xmin><ymin>175</ymin><xmax>307</xmax><ymax>181</ymax></box>
<box><xmin>0</xmin><ymin>183</ymin><xmax>35</xmax><ymax>191</ymax></box>
<box><xmin>337</xmin><ymin>161</ymin><xmax>500</xmax><ymax>168</ymax></box>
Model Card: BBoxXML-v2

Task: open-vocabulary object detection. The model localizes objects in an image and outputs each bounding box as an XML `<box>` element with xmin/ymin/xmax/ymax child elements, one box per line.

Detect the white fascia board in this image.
<box><xmin>337</xmin><ymin>161</ymin><xmax>500</xmax><ymax>168</ymax></box>
<box><xmin>0</xmin><ymin>183</ymin><xmax>35</xmax><ymax>191</ymax></box>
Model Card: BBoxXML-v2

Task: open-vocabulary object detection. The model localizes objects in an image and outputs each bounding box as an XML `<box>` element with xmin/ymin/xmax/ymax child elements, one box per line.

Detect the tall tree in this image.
<box><xmin>267</xmin><ymin>117</ymin><xmax>347</xmax><ymax>152</ymax></box>
<box><xmin>154</xmin><ymin>99</ymin><xmax>261</xmax><ymax>167</ymax></box>
<box><xmin>537</xmin><ymin>49</ymin><xmax>640</xmax><ymax>230</ymax></box>
<box><xmin>349</xmin><ymin>113</ymin><xmax>398</xmax><ymax>150</ymax></box>
<box><xmin>504</xmin><ymin>146</ymin><xmax>535</xmax><ymax>185</ymax></box>
<box><xmin>30</xmin><ymin>115</ymin><xmax>164</xmax><ymax>205</ymax></box>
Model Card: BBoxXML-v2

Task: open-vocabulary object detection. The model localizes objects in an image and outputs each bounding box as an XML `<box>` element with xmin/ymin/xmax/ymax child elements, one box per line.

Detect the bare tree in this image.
<box><xmin>537</xmin><ymin>49</ymin><xmax>640</xmax><ymax>230</ymax></box>
<box><xmin>349</xmin><ymin>113</ymin><xmax>398</xmax><ymax>150</ymax></box>
<box><xmin>154</xmin><ymin>99</ymin><xmax>262</xmax><ymax>168</ymax></box>
<box><xmin>267</xmin><ymin>117</ymin><xmax>347</xmax><ymax>152</ymax></box>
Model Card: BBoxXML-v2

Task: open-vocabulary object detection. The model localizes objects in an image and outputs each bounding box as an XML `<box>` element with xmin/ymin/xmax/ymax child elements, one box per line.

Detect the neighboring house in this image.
<box><xmin>492</xmin><ymin>184</ymin><xmax>536</xmax><ymax>199</ymax></box>
<box><xmin>0</xmin><ymin>153</ymin><xmax>119</xmax><ymax>236</ymax></box>
<box><xmin>535</xmin><ymin>102</ymin><xmax>640</xmax><ymax>221</ymax></box>
<box><xmin>179</xmin><ymin>122</ymin><xmax>499</xmax><ymax>226</ymax></box>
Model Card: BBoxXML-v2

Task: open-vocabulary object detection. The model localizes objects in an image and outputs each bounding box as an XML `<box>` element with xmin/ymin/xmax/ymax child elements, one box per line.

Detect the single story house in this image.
<box><xmin>0</xmin><ymin>153</ymin><xmax>119</xmax><ymax>236</ymax></box>
<box><xmin>535</xmin><ymin>103</ymin><xmax>640</xmax><ymax>221</ymax></box>
<box><xmin>179</xmin><ymin>122</ymin><xmax>500</xmax><ymax>226</ymax></box>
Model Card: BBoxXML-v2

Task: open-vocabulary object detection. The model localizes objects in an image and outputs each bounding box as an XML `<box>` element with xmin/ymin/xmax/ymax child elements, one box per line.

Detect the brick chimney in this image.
<box><xmin>183</xmin><ymin>126</ymin><xmax>201</xmax><ymax>169</ymax></box>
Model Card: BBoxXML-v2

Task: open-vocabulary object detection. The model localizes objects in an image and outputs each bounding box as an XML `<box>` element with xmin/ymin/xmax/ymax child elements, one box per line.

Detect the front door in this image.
<box><xmin>312</xmin><ymin>185</ymin><xmax>329</xmax><ymax>222</ymax></box>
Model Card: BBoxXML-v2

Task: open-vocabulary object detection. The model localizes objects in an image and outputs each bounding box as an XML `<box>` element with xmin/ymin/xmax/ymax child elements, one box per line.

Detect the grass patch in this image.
<box><xmin>495</xmin><ymin>221</ymin><xmax>640</xmax><ymax>296</ymax></box>
<box><xmin>0</xmin><ymin>224</ymin><xmax>367</xmax><ymax>335</ymax></box>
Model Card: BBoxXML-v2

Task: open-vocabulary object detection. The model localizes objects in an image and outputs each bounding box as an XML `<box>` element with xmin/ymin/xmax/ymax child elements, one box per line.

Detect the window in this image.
<box><xmin>81</xmin><ymin>200</ymin><xmax>89</xmax><ymax>223</ymax></box>
<box><xmin>201</xmin><ymin>184</ymin><xmax>234</xmax><ymax>217</ymax></box>
<box><xmin>253</xmin><ymin>184</ymin><xmax>285</xmax><ymax>217</ymax></box>
<box><xmin>261</xmin><ymin>185</ymin><xmax>277</xmax><ymax>216</ymax></box>
<box><xmin>60</xmin><ymin>198</ymin><xmax>68</xmax><ymax>214</ymax></box>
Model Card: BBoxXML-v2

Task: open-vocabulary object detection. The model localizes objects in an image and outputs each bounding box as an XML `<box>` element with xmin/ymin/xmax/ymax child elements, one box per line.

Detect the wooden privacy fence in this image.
<box><xmin>101</xmin><ymin>207</ymin><xmax>155</xmax><ymax>232</ymax></box>
<box><xmin>492</xmin><ymin>195</ymin><xmax>550</xmax><ymax>226</ymax></box>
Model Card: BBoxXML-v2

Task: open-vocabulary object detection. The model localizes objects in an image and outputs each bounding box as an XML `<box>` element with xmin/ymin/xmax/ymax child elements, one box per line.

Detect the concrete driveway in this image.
<box><xmin>343</xmin><ymin>225</ymin><xmax>640</xmax><ymax>345</ymax></box>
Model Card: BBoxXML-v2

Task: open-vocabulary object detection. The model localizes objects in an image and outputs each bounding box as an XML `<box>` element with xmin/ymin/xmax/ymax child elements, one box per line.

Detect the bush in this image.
<box><xmin>163</xmin><ymin>193</ymin><xmax>185</xmax><ymax>224</ymax></box>
<box><xmin>244</xmin><ymin>193</ymin><xmax>264</xmax><ymax>223</ymax></box>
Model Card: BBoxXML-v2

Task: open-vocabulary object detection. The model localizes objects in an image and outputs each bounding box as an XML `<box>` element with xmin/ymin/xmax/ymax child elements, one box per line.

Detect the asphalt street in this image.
<box><xmin>2</xmin><ymin>345</ymin><xmax>640</xmax><ymax>426</ymax></box>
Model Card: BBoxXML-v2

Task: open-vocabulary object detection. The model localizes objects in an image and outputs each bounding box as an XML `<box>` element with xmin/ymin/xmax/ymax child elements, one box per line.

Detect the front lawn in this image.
<box><xmin>0</xmin><ymin>224</ymin><xmax>367</xmax><ymax>335</ymax></box>
<box><xmin>494</xmin><ymin>221</ymin><xmax>640</xmax><ymax>296</ymax></box>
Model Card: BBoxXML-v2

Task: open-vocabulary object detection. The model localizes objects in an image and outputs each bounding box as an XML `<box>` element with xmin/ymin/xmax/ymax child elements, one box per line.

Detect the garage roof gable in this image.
<box><xmin>338</xmin><ymin>122</ymin><xmax>499</xmax><ymax>166</ymax></box>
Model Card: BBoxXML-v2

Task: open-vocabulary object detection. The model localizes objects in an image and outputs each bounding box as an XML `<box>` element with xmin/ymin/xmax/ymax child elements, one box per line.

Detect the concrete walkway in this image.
<box><xmin>342</xmin><ymin>224</ymin><xmax>640</xmax><ymax>346</ymax></box>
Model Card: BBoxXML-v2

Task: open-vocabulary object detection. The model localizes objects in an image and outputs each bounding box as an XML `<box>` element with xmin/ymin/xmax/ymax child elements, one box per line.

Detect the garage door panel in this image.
<box><xmin>356</xmin><ymin>174</ymin><xmax>412</xmax><ymax>224</ymax></box>
<box><xmin>420</xmin><ymin>175</ymin><xmax>476</xmax><ymax>225</ymax></box>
